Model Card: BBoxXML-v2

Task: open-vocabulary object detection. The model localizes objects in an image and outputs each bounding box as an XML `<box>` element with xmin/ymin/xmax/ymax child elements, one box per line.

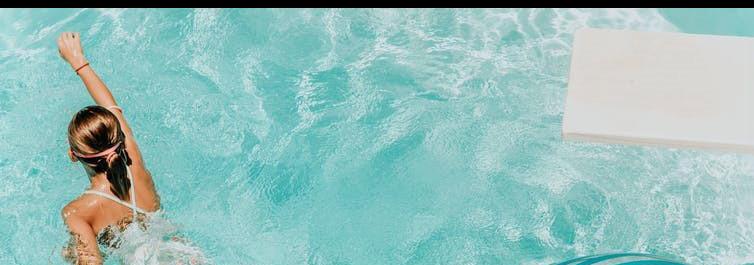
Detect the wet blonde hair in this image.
<box><xmin>68</xmin><ymin>105</ymin><xmax>132</xmax><ymax>200</ymax></box>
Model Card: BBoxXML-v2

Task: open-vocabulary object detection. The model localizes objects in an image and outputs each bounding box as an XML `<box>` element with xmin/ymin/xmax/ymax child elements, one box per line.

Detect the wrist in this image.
<box><xmin>74</xmin><ymin>62</ymin><xmax>90</xmax><ymax>75</ymax></box>
<box><xmin>70</xmin><ymin>59</ymin><xmax>89</xmax><ymax>71</ymax></box>
<box><xmin>71</xmin><ymin>59</ymin><xmax>90</xmax><ymax>75</ymax></box>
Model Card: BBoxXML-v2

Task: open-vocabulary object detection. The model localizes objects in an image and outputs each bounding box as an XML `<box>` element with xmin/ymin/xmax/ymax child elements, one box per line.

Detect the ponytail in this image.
<box><xmin>104</xmin><ymin>146</ymin><xmax>132</xmax><ymax>201</ymax></box>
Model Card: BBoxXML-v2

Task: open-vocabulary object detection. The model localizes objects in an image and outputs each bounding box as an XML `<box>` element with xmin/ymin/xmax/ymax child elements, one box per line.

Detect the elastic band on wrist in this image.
<box><xmin>75</xmin><ymin>63</ymin><xmax>90</xmax><ymax>75</ymax></box>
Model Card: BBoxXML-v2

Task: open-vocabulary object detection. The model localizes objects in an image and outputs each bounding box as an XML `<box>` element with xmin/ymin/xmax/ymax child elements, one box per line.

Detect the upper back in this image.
<box><xmin>64</xmin><ymin>162</ymin><xmax>159</xmax><ymax>235</ymax></box>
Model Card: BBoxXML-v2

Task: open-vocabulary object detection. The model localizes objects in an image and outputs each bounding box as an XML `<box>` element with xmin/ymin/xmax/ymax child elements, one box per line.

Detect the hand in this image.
<box><xmin>57</xmin><ymin>32</ymin><xmax>88</xmax><ymax>71</ymax></box>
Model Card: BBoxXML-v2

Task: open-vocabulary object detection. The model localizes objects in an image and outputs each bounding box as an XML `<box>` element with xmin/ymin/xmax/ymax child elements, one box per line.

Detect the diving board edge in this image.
<box><xmin>563</xmin><ymin>131</ymin><xmax>754</xmax><ymax>154</ymax></box>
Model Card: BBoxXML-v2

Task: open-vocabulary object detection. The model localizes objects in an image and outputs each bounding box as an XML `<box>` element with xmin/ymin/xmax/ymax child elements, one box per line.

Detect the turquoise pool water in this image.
<box><xmin>1</xmin><ymin>8</ymin><xmax>754</xmax><ymax>265</ymax></box>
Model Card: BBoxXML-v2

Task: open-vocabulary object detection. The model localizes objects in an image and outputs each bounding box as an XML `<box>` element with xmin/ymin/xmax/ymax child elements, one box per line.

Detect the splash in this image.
<box><xmin>104</xmin><ymin>213</ymin><xmax>212</xmax><ymax>265</ymax></box>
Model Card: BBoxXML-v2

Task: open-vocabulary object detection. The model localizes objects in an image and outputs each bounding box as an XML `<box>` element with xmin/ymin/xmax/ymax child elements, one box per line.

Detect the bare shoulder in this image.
<box><xmin>60</xmin><ymin>195</ymin><xmax>103</xmax><ymax>264</ymax></box>
<box><xmin>61</xmin><ymin>195</ymin><xmax>96</xmax><ymax>222</ymax></box>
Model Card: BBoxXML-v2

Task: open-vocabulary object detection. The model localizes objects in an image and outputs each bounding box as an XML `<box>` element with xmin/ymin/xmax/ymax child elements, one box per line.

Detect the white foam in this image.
<box><xmin>28</xmin><ymin>9</ymin><xmax>88</xmax><ymax>44</ymax></box>
<box><xmin>105</xmin><ymin>213</ymin><xmax>212</xmax><ymax>265</ymax></box>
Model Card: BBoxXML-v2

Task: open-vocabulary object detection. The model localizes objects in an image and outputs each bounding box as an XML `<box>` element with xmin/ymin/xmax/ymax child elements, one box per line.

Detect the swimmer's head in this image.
<box><xmin>68</xmin><ymin>105</ymin><xmax>132</xmax><ymax>200</ymax></box>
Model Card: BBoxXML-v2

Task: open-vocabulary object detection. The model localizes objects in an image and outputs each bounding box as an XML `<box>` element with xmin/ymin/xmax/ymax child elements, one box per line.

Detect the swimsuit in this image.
<box><xmin>83</xmin><ymin>163</ymin><xmax>150</xmax><ymax>249</ymax></box>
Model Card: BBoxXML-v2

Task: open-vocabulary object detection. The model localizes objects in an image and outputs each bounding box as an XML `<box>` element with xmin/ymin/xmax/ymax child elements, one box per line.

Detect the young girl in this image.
<box><xmin>58</xmin><ymin>32</ymin><xmax>204</xmax><ymax>265</ymax></box>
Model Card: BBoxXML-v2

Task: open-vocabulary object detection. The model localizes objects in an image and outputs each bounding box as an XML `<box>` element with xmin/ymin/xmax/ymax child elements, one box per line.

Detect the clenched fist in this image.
<box><xmin>57</xmin><ymin>32</ymin><xmax>88</xmax><ymax>71</ymax></box>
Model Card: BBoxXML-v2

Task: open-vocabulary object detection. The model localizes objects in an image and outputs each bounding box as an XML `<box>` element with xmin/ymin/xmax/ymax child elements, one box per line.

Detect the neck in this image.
<box><xmin>89</xmin><ymin>173</ymin><xmax>111</xmax><ymax>191</ymax></box>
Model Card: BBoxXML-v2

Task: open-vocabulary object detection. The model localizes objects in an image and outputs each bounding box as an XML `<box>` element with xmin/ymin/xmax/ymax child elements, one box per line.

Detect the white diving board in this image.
<box><xmin>562</xmin><ymin>28</ymin><xmax>754</xmax><ymax>153</ymax></box>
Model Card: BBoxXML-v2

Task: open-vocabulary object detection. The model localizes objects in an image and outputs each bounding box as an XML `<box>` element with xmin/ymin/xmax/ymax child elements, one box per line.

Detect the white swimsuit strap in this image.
<box><xmin>126</xmin><ymin>162</ymin><xmax>139</xmax><ymax>221</ymax></box>
<box><xmin>83</xmin><ymin>190</ymin><xmax>147</xmax><ymax>215</ymax></box>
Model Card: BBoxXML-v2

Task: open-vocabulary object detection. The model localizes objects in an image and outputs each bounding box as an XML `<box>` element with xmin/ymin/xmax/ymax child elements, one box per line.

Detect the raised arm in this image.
<box><xmin>57</xmin><ymin>32</ymin><xmax>145</xmax><ymax>166</ymax></box>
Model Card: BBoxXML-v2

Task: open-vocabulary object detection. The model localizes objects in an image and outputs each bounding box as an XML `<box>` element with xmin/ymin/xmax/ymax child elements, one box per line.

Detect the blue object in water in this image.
<box><xmin>556</xmin><ymin>253</ymin><xmax>686</xmax><ymax>265</ymax></box>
